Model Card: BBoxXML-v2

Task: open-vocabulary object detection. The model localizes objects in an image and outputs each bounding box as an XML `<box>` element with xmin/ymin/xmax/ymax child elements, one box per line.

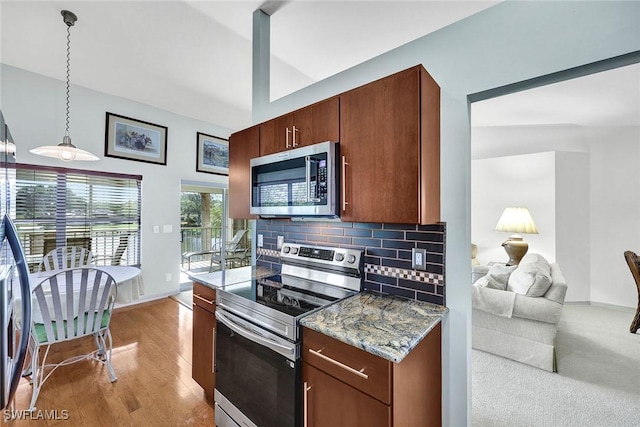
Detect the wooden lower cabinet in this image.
<box><xmin>302</xmin><ymin>324</ymin><xmax>441</xmax><ymax>427</ymax></box>
<box><xmin>191</xmin><ymin>283</ymin><xmax>216</xmax><ymax>397</ymax></box>
<box><xmin>303</xmin><ymin>363</ymin><xmax>391</xmax><ymax>427</ymax></box>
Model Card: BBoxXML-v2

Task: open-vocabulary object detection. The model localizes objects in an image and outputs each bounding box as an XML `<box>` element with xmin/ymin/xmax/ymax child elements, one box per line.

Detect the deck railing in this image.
<box><xmin>17</xmin><ymin>228</ymin><xmax>140</xmax><ymax>271</ymax></box>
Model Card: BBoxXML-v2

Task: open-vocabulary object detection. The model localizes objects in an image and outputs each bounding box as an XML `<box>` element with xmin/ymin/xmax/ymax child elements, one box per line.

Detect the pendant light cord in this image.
<box><xmin>65</xmin><ymin>23</ymin><xmax>71</xmax><ymax>137</ymax></box>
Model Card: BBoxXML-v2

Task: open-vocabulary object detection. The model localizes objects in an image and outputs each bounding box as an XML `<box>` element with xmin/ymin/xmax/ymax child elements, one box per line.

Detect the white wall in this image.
<box><xmin>1</xmin><ymin>64</ymin><xmax>232</xmax><ymax>301</ymax></box>
<box><xmin>251</xmin><ymin>2</ymin><xmax>640</xmax><ymax>424</ymax></box>
<box><xmin>472</xmin><ymin>123</ymin><xmax>640</xmax><ymax>308</ymax></box>
<box><xmin>471</xmin><ymin>150</ymin><xmax>593</xmax><ymax>303</ymax></box>
<box><xmin>589</xmin><ymin>127</ymin><xmax>640</xmax><ymax>307</ymax></box>
<box><xmin>555</xmin><ymin>151</ymin><xmax>591</xmax><ymax>302</ymax></box>
<box><xmin>471</xmin><ymin>152</ymin><xmax>557</xmax><ymax>265</ymax></box>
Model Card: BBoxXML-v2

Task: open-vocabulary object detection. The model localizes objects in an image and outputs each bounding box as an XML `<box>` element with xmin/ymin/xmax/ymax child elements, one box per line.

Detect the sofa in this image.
<box><xmin>471</xmin><ymin>253</ymin><xmax>568</xmax><ymax>372</ymax></box>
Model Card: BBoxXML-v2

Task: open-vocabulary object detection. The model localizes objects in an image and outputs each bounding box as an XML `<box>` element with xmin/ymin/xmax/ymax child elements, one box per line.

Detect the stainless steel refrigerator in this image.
<box><xmin>0</xmin><ymin>110</ymin><xmax>31</xmax><ymax>410</ymax></box>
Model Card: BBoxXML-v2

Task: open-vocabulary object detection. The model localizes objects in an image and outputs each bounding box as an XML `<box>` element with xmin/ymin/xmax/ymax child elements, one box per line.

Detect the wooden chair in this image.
<box><xmin>38</xmin><ymin>246</ymin><xmax>94</xmax><ymax>272</ymax></box>
<box><xmin>27</xmin><ymin>268</ymin><xmax>118</xmax><ymax>411</ymax></box>
<box><xmin>623</xmin><ymin>250</ymin><xmax>640</xmax><ymax>333</ymax></box>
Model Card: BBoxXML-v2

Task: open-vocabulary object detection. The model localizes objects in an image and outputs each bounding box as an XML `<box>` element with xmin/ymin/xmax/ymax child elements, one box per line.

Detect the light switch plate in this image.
<box><xmin>412</xmin><ymin>248</ymin><xmax>427</xmax><ymax>270</ymax></box>
<box><xmin>163</xmin><ymin>224</ymin><xmax>173</xmax><ymax>233</ymax></box>
<box><xmin>153</xmin><ymin>226</ymin><xmax>160</xmax><ymax>234</ymax></box>
<box><xmin>257</xmin><ymin>234</ymin><xmax>264</xmax><ymax>247</ymax></box>
<box><xmin>277</xmin><ymin>236</ymin><xmax>284</xmax><ymax>250</ymax></box>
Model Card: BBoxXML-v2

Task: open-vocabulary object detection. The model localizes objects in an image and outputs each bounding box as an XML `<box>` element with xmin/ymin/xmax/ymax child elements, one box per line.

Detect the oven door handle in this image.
<box><xmin>215</xmin><ymin>310</ymin><xmax>295</xmax><ymax>357</ymax></box>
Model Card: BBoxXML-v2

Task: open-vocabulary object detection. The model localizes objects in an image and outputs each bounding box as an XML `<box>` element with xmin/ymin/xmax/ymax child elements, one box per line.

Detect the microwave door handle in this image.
<box><xmin>305</xmin><ymin>156</ymin><xmax>311</xmax><ymax>202</ymax></box>
<box><xmin>305</xmin><ymin>157</ymin><xmax>320</xmax><ymax>203</ymax></box>
<box><xmin>215</xmin><ymin>310</ymin><xmax>295</xmax><ymax>357</ymax></box>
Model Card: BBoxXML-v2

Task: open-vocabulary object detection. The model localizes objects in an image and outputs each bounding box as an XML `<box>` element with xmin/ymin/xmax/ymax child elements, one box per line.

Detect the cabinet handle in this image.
<box><xmin>303</xmin><ymin>381</ymin><xmax>311</xmax><ymax>427</ymax></box>
<box><xmin>193</xmin><ymin>293</ymin><xmax>215</xmax><ymax>306</ymax></box>
<box><xmin>286</xmin><ymin>127</ymin><xmax>292</xmax><ymax>148</ymax></box>
<box><xmin>212</xmin><ymin>327</ymin><xmax>216</xmax><ymax>374</ymax></box>
<box><xmin>308</xmin><ymin>348</ymin><xmax>368</xmax><ymax>379</ymax></box>
<box><xmin>341</xmin><ymin>156</ymin><xmax>349</xmax><ymax>212</ymax></box>
<box><xmin>292</xmin><ymin>125</ymin><xmax>299</xmax><ymax>147</ymax></box>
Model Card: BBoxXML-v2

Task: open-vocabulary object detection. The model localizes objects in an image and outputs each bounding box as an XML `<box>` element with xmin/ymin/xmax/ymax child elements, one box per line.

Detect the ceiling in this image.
<box><xmin>1</xmin><ymin>1</ymin><xmax>637</xmax><ymax>134</ymax></box>
<box><xmin>0</xmin><ymin>0</ymin><xmax>497</xmax><ymax>131</ymax></box>
<box><xmin>472</xmin><ymin>62</ymin><xmax>640</xmax><ymax>127</ymax></box>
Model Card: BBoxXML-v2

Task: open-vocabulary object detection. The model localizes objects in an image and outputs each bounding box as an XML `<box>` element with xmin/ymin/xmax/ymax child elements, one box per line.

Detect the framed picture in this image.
<box><xmin>196</xmin><ymin>132</ymin><xmax>229</xmax><ymax>175</ymax></box>
<box><xmin>105</xmin><ymin>112</ymin><xmax>168</xmax><ymax>165</ymax></box>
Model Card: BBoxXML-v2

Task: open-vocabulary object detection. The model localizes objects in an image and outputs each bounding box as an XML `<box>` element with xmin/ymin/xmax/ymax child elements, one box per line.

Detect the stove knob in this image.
<box><xmin>335</xmin><ymin>253</ymin><xmax>345</xmax><ymax>262</ymax></box>
<box><xmin>291</xmin><ymin>247</ymin><xmax>299</xmax><ymax>255</ymax></box>
<box><xmin>347</xmin><ymin>254</ymin><xmax>357</xmax><ymax>264</ymax></box>
<box><xmin>282</xmin><ymin>246</ymin><xmax>290</xmax><ymax>254</ymax></box>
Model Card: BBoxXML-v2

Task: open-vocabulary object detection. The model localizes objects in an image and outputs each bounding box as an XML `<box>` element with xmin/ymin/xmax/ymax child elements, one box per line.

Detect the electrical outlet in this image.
<box><xmin>277</xmin><ymin>236</ymin><xmax>284</xmax><ymax>250</ymax></box>
<box><xmin>412</xmin><ymin>248</ymin><xmax>427</xmax><ymax>270</ymax></box>
<box><xmin>153</xmin><ymin>225</ymin><xmax>160</xmax><ymax>234</ymax></box>
<box><xmin>165</xmin><ymin>273</ymin><xmax>172</xmax><ymax>282</ymax></box>
<box><xmin>257</xmin><ymin>234</ymin><xmax>264</xmax><ymax>247</ymax></box>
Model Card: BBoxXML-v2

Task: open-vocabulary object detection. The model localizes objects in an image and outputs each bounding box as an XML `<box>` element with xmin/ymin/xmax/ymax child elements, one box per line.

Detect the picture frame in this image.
<box><xmin>196</xmin><ymin>132</ymin><xmax>229</xmax><ymax>175</ymax></box>
<box><xmin>105</xmin><ymin>112</ymin><xmax>168</xmax><ymax>165</ymax></box>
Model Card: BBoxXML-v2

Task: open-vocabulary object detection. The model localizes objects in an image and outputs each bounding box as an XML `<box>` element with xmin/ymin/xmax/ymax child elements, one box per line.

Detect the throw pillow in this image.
<box><xmin>507</xmin><ymin>253</ymin><xmax>553</xmax><ymax>296</ymax></box>
<box><xmin>474</xmin><ymin>264</ymin><xmax>517</xmax><ymax>290</ymax></box>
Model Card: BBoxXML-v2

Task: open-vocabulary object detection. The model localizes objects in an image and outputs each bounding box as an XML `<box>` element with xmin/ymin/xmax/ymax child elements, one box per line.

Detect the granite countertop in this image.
<box><xmin>300</xmin><ymin>291</ymin><xmax>448</xmax><ymax>363</ymax></box>
<box><xmin>188</xmin><ymin>265</ymin><xmax>279</xmax><ymax>289</ymax></box>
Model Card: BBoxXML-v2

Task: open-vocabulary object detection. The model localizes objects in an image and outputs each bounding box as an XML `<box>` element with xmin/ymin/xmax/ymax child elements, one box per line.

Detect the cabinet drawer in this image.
<box><xmin>192</xmin><ymin>282</ymin><xmax>216</xmax><ymax>313</ymax></box>
<box><xmin>302</xmin><ymin>327</ymin><xmax>391</xmax><ymax>405</ymax></box>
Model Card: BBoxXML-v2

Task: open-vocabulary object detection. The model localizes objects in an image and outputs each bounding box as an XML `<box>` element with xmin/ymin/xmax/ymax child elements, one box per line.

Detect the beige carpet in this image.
<box><xmin>472</xmin><ymin>304</ymin><xmax>640</xmax><ymax>426</ymax></box>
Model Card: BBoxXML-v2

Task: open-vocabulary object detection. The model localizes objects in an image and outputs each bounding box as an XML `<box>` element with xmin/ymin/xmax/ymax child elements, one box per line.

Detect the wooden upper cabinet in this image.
<box><xmin>259</xmin><ymin>97</ymin><xmax>340</xmax><ymax>156</ymax></box>
<box><xmin>340</xmin><ymin>65</ymin><xmax>440</xmax><ymax>224</ymax></box>
<box><xmin>229</xmin><ymin>125</ymin><xmax>259</xmax><ymax>219</ymax></box>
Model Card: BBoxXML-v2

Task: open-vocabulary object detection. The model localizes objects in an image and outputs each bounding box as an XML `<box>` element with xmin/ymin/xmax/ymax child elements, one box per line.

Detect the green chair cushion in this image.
<box><xmin>34</xmin><ymin>311</ymin><xmax>111</xmax><ymax>343</ymax></box>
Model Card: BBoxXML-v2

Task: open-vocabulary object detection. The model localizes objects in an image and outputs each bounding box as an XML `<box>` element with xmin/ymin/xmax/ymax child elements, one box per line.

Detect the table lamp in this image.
<box><xmin>495</xmin><ymin>207</ymin><xmax>538</xmax><ymax>266</ymax></box>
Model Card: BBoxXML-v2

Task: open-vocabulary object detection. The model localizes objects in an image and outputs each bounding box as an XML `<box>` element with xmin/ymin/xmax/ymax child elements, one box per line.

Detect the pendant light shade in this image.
<box><xmin>30</xmin><ymin>10</ymin><xmax>99</xmax><ymax>162</ymax></box>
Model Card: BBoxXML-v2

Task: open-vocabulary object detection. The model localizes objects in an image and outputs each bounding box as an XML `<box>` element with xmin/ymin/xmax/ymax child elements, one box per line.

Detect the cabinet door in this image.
<box><xmin>229</xmin><ymin>125</ymin><xmax>259</xmax><ymax>219</ymax></box>
<box><xmin>259</xmin><ymin>97</ymin><xmax>339</xmax><ymax>157</ymax></box>
<box><xmin>340</xmin><ymin>67</ymin><xmax>421</xmax><ymax>223</ymax></box>
<box><xmin>293</xmin><ymin>97</ymin><xmax>339</xmax><ymax>149</ymax></box>
<box><xmin>192</xmin><ymin>304</ymin><xmax>216</xmax><ymax>397</ymax></box>
<box><xmin>303</xmin><ymin>362</ymin><xmax>390</xmax><ymax>427</ymax></box>
<box><xmin>259</xmin><ymin>114</ymin><xmax>293</xmax><ymax>156</ymax></box>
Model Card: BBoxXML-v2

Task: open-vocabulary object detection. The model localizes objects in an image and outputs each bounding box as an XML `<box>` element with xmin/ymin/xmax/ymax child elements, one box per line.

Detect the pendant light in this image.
<box><xmin>30</xmin><ymin>10</ymin><xmax>99</xmax><ymax>161</ymax></box>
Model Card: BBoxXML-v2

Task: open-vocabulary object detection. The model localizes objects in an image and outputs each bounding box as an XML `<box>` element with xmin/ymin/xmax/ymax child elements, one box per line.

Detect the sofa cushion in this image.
<box><xmin>507</xmin><ymin>253</ymin><xmax>553</xmax><ymax>297</ymax></box>
<box><xmin>474</xmin><ymin>264</ymin><xmax>517</xmax><ymax>290</ymax></box>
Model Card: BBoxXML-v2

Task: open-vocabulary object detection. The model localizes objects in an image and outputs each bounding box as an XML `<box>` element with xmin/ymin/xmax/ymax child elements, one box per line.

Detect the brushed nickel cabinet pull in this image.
<box><xmin>308</xmin><ymin>348</ymin><xmax>368</xmax><ymax>379</ymax></box>
<box><xmin>193</xmin><ymin>293</ymin><xmax>215</xmax><ymax>306</ymax></box>
<box><xmin>303</xmin><ymin>381</ymin><xmax>312</xmax><ymax>427</ymax></box>
<box><xmin>341</xmin><ymin>156</ymin><xmax>349</xmax><ymax>212</ymax></box>
<box><xmin>292</xmin><ymin>125</ymin><xmax>299</xmax><ymax>147</ymax></box>
<box><xmin>212</xmin><ymin>328</ymin><xmax>216</xmax><ymax>373</ymax></box>
<box><xmin>286</xmin><ymin>127</ymin><xmax>292</xmax><ymax>148</ymax></box>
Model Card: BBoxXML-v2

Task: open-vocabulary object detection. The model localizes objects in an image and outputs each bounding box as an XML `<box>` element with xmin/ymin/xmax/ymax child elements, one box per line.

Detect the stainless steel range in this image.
<box><xmin>214</xmin><ymin>243</ymin><xmax>362</xmax><ymax>427</ymax></box>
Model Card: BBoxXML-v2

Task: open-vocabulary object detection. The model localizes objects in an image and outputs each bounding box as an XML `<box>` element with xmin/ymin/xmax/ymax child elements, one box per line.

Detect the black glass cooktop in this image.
<box><xmin>221</xmin><ymin>274</ymin><xmax>345</xmax><ymax>318</ymax></box>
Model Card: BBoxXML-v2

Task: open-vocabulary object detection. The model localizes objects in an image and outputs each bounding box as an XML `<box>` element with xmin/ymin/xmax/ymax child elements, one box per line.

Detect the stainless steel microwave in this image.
<box><xmin>250</xmin><ymin>141</ymin><xmax>339</xmax><ymax>218</ymax></box>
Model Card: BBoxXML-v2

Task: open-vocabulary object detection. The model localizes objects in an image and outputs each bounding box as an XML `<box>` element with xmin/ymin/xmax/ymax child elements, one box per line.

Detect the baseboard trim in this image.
<box><xmin>114</xmin><ymin>291</ymin><xmax>178</xmax><ymax>311</ymax></box>
<box><xmin>565</xmin><ymin>301</ymin><xmax>635</xmax><ymax>313</ymax></box>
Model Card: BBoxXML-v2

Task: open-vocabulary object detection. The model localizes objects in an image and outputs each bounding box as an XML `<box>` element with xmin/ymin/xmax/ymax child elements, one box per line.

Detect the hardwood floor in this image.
<box><xmin>5</xmin><ymin>299</ymin><xmax>214</xmax><ymax>426</ymax></box>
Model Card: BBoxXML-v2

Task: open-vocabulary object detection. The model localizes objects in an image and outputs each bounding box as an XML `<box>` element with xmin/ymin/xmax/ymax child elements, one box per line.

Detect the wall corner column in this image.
<box><xmin>252</xmin><ymin>9</ymin><xmax>270</xmax><ymax>121</ymax></box>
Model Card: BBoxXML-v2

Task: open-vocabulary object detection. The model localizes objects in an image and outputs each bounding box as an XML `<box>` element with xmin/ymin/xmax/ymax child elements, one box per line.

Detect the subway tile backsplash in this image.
<box><xmin>256</xmin><ymin>220</ymin><xmax>446</xmax><ymax>306</ymax></box>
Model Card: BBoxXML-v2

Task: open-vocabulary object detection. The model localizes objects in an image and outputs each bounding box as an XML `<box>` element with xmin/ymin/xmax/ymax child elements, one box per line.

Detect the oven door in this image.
<box><xmin>215</xmin><ymin>308</ymin><xmax>300</xmax><ymax>427</ymax></box>
<box><xmin>250</xmin><ymin>141</ymin><xmax>337</xmax><ymax>217</ymax></box>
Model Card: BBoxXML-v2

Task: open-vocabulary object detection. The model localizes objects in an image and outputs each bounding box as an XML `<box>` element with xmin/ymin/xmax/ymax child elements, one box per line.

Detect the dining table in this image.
<box><xmin>27</xmin><ymin>265</ymin><xmax>144</xmax><ymax>303</ymax></box>
<box><xmin>12</xmin><ymin>265</ymin><xmax>143</xmax><ymax>328</ymax></box>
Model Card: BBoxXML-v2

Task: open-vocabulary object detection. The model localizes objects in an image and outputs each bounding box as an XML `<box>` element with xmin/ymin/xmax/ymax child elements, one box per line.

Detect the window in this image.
<box><xmin>13</xmin><ymin>163</ymin><xmax>141</xmax><ymax>270</ymax></box>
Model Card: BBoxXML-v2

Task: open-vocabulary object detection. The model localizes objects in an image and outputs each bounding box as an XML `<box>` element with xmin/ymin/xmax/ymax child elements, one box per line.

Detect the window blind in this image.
<box><xmin>14</xmin><ymin>163</ymin><xmax>141</xmax><ymax>270</ymax></box>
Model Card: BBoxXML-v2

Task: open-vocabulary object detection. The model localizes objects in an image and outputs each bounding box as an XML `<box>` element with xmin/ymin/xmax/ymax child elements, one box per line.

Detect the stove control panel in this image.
<box><xmin>280</xmin><ymin>243</ymin><xmax>362</xmax><ymax>268</ymax></box>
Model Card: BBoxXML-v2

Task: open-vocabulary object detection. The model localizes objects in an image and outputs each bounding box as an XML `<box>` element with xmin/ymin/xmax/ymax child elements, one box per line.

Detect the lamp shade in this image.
<box><xmin>495</xmin><ymin>207</ymin><xmax>538</xmax><ymax>234</ymax></box>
